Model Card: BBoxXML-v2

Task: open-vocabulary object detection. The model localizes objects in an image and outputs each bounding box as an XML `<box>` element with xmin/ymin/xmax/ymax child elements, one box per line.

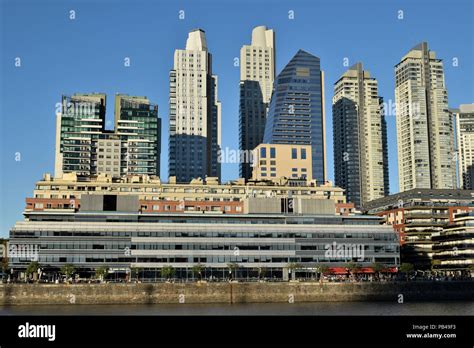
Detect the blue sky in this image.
<box><xmin>1</xmin><ymin>0</ymin><xmax>473</xmax><ymax>237</ymax></box>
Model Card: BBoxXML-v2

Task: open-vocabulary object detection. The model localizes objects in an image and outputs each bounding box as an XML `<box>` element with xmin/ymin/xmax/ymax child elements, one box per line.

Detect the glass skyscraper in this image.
<box><xmin>263</xmin><ymin>50</ymin><xmax>326</xmax><ymax>183</ymax></box>
<box><xmin>54</xmin><ymin>93</ymin><xmax>161</xmax><ymax>178</ymax></box>
<box><xmin>115</xmin><ymin>95</ymin><xmax>161</xmax><ymax>176</ymax></box>
<box><xmin>54</xmin><ymin>93</ymin><xmax>106</xmax><ymax>177</ymax></box>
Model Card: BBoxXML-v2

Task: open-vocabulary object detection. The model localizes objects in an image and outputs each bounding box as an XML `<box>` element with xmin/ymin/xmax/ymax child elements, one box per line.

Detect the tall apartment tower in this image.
<box><xmin>395</xmin><ymin>42</ymin><xmax>456</xmax><ymax>192</ymax></box>
<box><xmin>238</xmin><ymin>26</ymin><xmax>275</xmax><ymax>180</ymax></box>
<box><xmin>115</xmin><ymin>95</ymin><xmax>161</xmax><ymax>176</ymax></box>
<box><xmin>453</xmin><ymin>104</ymin><xmax>474</xmax><ymax>189</ymax></box>
<box><xmin>55</xmin><ymin>93</ymin><xmax>161</xmax><ymax>178</ymax></box>
<box><xmin>169</xmin><ymin>29</ymin><xmax>222</xmax><ymax>183</ymax></box>
<box><xmin>263</xmin><ymin>50</ymin><xmax>326</xmax><ymax>183</ymax></box>
<box><xmin>54</xmin><ymin>93</ymin><xmax>106</xmax><ymax>177</ymax></box>
<box><xmin>333</xmin><ymin>63</ymin><xmax>389</xmax><ymax>208</ymax></box>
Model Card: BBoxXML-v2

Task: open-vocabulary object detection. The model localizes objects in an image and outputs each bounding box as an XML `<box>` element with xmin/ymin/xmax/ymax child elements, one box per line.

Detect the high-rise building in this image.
<box><xmin>238</xmin><ymin>26</ymin><xmax>275</xmax><ymax>180</ymax></box>
<box><xmin>169</xmin><ymin>29</ymin><xmax>221</xmax><ymax>183</ymax></box>
<box><xmin>395</xmin><ymin>42</ymin><xmax>456</xmax><ymax>192</ymax></box>
<box><xmin>263</xmin><ymin>50</ymin><xmax>326</xmax><ymax>183</ymax></box>
<box><xmin>333</xmin><ymin>63</ymin><xmax>389</xmax><ymax>208</ymax></box>
<box><xmin>54</xmin><ymin>93</ymin><xmax>161</xmax><ymax>178</ymax></box>
<box><xmin>54</xmin><ymin>93</ymin><xmax>106</xmax><ymax>177</ymax></box>
<box><xmin>115</xmin><ymin>95</ymin><xmax>161</xmax><ymax>176</ymax></box>
<box><xmin>452</xmin><ymin>104</ymin><xmax>474</xmax><ymax>189</ymax></box>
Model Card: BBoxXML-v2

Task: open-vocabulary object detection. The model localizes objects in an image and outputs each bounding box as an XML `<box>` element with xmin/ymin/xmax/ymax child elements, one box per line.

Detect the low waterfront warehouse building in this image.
<box><xmin>26</xmin><ymin>172</ymin><xmax>354</xmax><ymax>216</ymax></box>
<box><xmin>9</xmin><ymin>180</ymin><xmax>397</xmax><ymax>280</ymax></box>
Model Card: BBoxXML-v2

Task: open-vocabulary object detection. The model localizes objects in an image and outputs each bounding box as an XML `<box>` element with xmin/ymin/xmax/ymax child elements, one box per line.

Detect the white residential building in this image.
<box><xmin>395</xmin><ymin>42</ymin><xmax>456</xmax><ymax>192</ymax></box>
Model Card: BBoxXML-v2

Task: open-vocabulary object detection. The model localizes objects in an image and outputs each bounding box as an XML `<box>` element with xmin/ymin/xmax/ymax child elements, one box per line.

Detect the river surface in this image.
<box><xmin>1</xmin><ymin>301</ymin><xmax>473</xmax><ymax>316</ymax></box>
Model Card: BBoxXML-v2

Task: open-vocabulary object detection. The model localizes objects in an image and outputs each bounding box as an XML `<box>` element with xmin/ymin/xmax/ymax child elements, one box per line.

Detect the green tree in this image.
<box><xmin>130</xmin><ymin>267</ymin><xmax>141</xmax><ymax>282</ymax></box>
<box><xmin>95</xmin><ymin>266</ymin><xmax>109</xmax><ymax>282</ymax></box>
<box><xmin>1</xmin><ymin>256</ymin><xmax>9</xmax><ymax>274</ymax></box>
<box><xmin>60</xmin><ymin>264</ymin><xmax>76</xmax><ymax>283</ymax></box>
<box><xmin>287</xmin><ymin>262</ymin><xmax>302</xmax><ymax>281</ymax></box>
<box><xmin>25</xmin><ymin>261</ymin><xmax>40</xmax><ymax>281</ymax></box>
<box><xmin>258</xmin><ymin>266</ymin><xmax>267</xmax><ymax>280</ymax></box>
<box><xmin>161</xmin><ymin>266</ymin><xmax>175</xmax><ymax>281</ymax></box>
<box><xmin>371</xmin><ymin>262</ymin><xmax>386</xmax><ymax>280</ymax></box>
<box><xmin>346</xmin><ymin>262</ymin><xmax>362</xmax><ymax>281</ymax></box>
<box><xmin>316</xmin><ymin>264</ymin><xmax>330</xmax><ymax>283</ymax></box>
<box><xmin>191</xmin><ymin>264</ymin><xmax>204</xmax><ymax>281</ymax></box>
<box><xmin>399</xmin><ymin>263</ymin><xmax>414</xmax><ymax>280</ymax></box>
<box><xmin>468</xmin><ymin>265</ymin><xmax>474</xmax><ymax>278</ymax></box>
<box><xmin>1</xmin><ymin>240</ymin><xmax>8</xmax><ymax>275</ymax></box>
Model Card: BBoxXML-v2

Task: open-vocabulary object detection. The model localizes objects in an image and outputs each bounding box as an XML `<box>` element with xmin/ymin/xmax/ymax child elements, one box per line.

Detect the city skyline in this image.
<box><xmin>1</xmin><ymin>0</ymin><xmax>473</xmax><ymax>237</ymax></box>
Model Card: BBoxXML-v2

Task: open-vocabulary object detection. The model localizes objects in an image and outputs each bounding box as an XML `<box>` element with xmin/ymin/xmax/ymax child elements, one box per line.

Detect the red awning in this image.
<box><xmin>328</xmin><ymin>267</ymin><xmax>398</xmax><ymax>274</ymax></box>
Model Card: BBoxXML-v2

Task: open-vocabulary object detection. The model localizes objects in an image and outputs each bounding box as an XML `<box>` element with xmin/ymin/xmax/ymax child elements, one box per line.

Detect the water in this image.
<box><xmin>1</xmin><ymin>301</ymin><xmax>473</xmax><ymax>316</ymax></box>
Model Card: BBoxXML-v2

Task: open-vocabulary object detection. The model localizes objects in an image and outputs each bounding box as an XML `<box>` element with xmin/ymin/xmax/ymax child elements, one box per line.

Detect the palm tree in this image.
<box><xmin>161</xmin><ymin>266</ymin><xmax>175</xmax><ymax>281</ymax></box>
<box><xmin>95</xmin><ymin>266</ymin><xmax>109</xmax><ymax>282</ymax></box>
<box><xmin>191</xmin><ymin>264</ymin><xmax>204</xmax><ymax>281</ymax></box>
<box><xmin>25</xmin><ymin>261</ymin><xmax>40</xmax><ymax>282</ymax></box>
<box><xmin>60</xmin><ymin>264</ymin><xmax>76</xmax><ymax>283</ymax></box>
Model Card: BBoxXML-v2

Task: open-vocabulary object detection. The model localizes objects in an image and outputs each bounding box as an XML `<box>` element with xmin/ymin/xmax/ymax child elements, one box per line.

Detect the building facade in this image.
<box><xmin>55</xmin><ymin>94</ymin><xmax>161</xmax><ymax>178</ymax></box>
<box><xmin>333</xmin><ymin>63</ymin><xmax>389</xmax><ymax>208</ymax></box>
<box><xmin>9</xmin><ymin>195</ymin><xmax>398</xmax><ymax>280</ymax></box>
<box><xmin>115</xmin><ymin>95</ymin><xmax>161</xmax><ymax>176</ymax></box>
<box><xmin>263</xmin><ymin>50</ymin><xmax>326</xmax><ymax>184</ymax></box>
<box><xmin>54</xmin><ymin>93</ymin><xmax>107</xmax><ymax>177</ymax></box>
<box><xmin>25</xmin><ymin>172</ymin><xmax>352</xmax><ymax>216</ymax></box>
<box><xmin>169</xmin><ymin>29</ymin><xmax>222</xmax><ymax>183</ymax></box>
<box><xmin>365</xmin><ymin>189</ymin><xmax>474</xmax><ymax>270</ymax></box>
<box><xmin>251</xmin><ymin>144</ymin><xmax>312</xmax><ymax>182</ymax></box>
<box><xmin>395</xmin><ymin>42</ymin><xmax>456</xmax><ymax>192</ymax></box>
<box><xmin>238</xmin><ymin>26</ymin><xmax>276</xmax><ymax>180</ymax></box>
<box><xmin>432</xmin><ymin>211</ymin><xmax>474</xmax><ymax>274</ymax></box>
<box><xmin>453</xmin><ymin>104</ymin><xmax>474</xmax><ymax>189</ymax></box>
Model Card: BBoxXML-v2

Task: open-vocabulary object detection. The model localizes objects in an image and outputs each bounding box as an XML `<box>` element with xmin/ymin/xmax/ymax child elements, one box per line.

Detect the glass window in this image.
<box><xmin>260</xmin><ymin>147</ymin><xmax>267</xmax><ymax>159</ymax></box>
<box><xmin>270</xmin><ymin>147</ymin><xmax>276</xmax><ymax>158</ymax></box>
<box><xmin>292</xmin><ymin>148</ymin><xmax>297</xmax><ymax>159</ymax></box>
<box><xmin>301</xmin><ymin>148</ymin><xmax>307</xmax><ymax>159</ymax></box>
